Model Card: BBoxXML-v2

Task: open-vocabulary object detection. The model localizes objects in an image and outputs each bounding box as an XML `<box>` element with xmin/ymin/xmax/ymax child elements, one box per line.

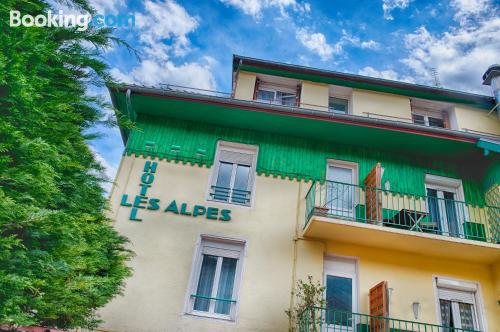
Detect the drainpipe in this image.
<box><xmin>482</xmin><ymin>64</ymin><xmax>500</xmax><ymax>119</ymax></box>
<box><xmin>231</xmin><ymin>59</ymin><xmax>243</xmax><ymax>98</ymax></box>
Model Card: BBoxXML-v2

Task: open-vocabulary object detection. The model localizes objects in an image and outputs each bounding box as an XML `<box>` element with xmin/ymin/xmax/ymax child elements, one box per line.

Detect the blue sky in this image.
<box><xmin>83</xmin><ymin>0</ymin><xmax>500</xmax><ymax>190</ymax></box>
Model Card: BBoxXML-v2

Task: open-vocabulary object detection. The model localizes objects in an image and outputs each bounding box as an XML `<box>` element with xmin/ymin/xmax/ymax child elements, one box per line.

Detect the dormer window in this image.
<box><xmin>256</xmin><ymin>88</ymin><xmax>296</xmax><ymax>106</ymax></box>
<box><xmin>412</xmin><ymin>113</ymin><xmax>445</xmax><ymax>128</ymax></box>
<box><xmin>329</xmin><ymin>97</ymin><xmax>349</xmax><ymax>114</ymax></box>
<box><xmin>410</xmin><ymin>98</ymin><xmax>452</xmax><ymax>129</ymax></box>
<box><xmin>329</xmin><ymin>85</ymin><xmax>352</xmax><ymax>115</ymax></box>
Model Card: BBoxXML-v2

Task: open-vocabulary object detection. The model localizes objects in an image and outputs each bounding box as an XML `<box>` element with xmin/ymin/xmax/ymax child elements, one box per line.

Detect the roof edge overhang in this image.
<box><xmin>108</xmin><ymin>84</ymin><xmax>500</xmax><ymax>149</ymax></box>
<box><xmin>232</xmin><ymin>55</ymin><xmax>495</xmax><ymax>110</ymax></box>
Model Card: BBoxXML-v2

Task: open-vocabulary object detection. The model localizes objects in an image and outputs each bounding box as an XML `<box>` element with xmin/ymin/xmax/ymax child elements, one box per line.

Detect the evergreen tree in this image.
<box><xmin>0</xmin><ymin>0</ymin><xmax>132</xmax><ymax>329</ymax></box>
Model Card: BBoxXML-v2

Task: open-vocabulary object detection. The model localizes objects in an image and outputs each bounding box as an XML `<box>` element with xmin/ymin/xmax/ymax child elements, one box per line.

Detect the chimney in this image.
<box><xmin>482</xmin><ymin>64</ymin><xmax>500</xmax><ymax>119</ymax></box>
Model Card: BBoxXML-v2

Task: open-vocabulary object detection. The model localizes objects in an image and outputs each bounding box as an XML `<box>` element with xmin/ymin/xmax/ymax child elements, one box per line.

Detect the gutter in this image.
<box><xmin>109</xmin><ymin>84</ymin><xmax>499</xmax><ymax>145</ymax></box>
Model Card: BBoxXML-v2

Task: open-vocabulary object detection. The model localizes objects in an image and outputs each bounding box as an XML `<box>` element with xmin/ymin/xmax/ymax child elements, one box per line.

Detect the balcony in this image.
<box><xmin>298</xmin><ymin>308</ymin><xmax>480</xmax><ymax>332</ymax></box>
<box><xmin>303</xmin><ymin>181</ymin><xmax>500</xmax><ymax>263</ymax></box>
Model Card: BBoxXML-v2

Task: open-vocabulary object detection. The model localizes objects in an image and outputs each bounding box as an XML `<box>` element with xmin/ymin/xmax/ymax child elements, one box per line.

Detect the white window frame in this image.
<box><xmin>207</xmin><ymin>141</ymin><xmax>258</xmax><ymax>207</ymax></box>
<box><xmin>256</xmin><ymin>84</ymin><xmax>296</xmax><ymax>106</ymax></box>
<box><xmin>424</xmin><ymin>174</ymin><xmax>469</xmax><ymax>237</ymax></box>
<box><xmin>412</xmin><ymin>113</ymin><xmax>445</xmax><ymax>128</ymax></box>
<box><xmin>433</xmin><ymin>276</ymin><xmax>487</xmax><ymax>331</ymax></box>
<box><xmin>184</xmin><ymin>235</ymin><xmax>247</xmax><ymax>322</ymax></box>
<box><xmin>323</xmin><ymin>254</ymin><xmax>359</xmax><ymax>331</ymax></box>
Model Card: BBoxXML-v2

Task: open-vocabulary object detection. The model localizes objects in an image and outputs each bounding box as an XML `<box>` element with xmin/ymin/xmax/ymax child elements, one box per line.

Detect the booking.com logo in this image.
<box><xmin>10</xmin><ymin>10</ymin><xmax>135</xmax><ymax>31</ymax></box>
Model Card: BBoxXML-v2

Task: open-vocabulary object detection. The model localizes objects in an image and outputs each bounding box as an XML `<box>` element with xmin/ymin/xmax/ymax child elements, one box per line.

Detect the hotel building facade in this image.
<box><xmin>101</xmin><ymin>56</ymin><xmax>500</xmax><ymax>331</ymax></box>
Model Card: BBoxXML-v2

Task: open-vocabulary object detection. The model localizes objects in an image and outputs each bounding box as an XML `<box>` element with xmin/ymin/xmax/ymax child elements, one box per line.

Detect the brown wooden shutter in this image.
<box><xmin>296</xmin><ymin>84</ymin><xmax>302</xmax><ymax>107</ymax></box>
<box><xmin>253</xmin><ymin>78</ymin><xmax>260</xmax><ymax>100</ymax></box>
<box><xmin>369</xmin><ymin>281</ymin><xmax>388</xmax><ymax>332</ymax></box>
<box><xmin>363</xmin><ymin>163</ymin><xmax>382</xmax><ymax>223</ymax></box>
<box><xmin>442</xmin><ymin>111</ymin><xmax>450</xmax><ymax>128</ymax></box>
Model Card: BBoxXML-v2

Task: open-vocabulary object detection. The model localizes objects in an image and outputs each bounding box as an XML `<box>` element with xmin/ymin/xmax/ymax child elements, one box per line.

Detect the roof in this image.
<box><xmin>232</xmin><ymin>55</ymin><xmax>495</xmax><ymax>110</ymax></box>
<box><xmin>108</xmin><ymin>84</ymin><xmax>500</xmax><ymax>161</ymax></box>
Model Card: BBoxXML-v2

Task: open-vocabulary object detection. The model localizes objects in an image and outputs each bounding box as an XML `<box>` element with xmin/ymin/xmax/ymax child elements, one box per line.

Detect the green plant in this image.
<box><xmin>286</xmin><ymin>275</ymin><xmax>326</xmax><ymax>332</ymax></box>
<box><xmin>0</xmin><ymin>0</ymin><xmax>133</xmax><ymax>329</ymax></box>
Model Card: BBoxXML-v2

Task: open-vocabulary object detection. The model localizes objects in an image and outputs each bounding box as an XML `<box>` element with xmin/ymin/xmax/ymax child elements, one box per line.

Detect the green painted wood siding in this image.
<box><xmin>126</xmin><ymin>115</ymin><xmax>486</xmax><ymax>206</ymax></box>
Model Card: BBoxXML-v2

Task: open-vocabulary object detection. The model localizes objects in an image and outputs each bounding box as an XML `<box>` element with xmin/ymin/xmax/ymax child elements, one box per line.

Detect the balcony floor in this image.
<box><xmin>303</xmin><ymin>215</ymin><xmax>500</xmax><ymax>264</ymax></box>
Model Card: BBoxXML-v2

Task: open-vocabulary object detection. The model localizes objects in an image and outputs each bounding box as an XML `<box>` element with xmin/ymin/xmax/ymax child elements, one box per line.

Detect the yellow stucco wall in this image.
<box><xmin>351</xmin><ymin>89</ymin><xmax>413</xmax><ymax>122</ymax></box>
<box><xmin>101</xmin><ymin>155</ymin><xmax>300</xmax><ymax>332</ymax></box>
<box><xmin>234</xmin><ymin>71</ymin><xmax>256</xmax><ymax>101</ymax></box>
<box><xmin>454</xmin><ymin>105</ymin><xmax>500</xmax><ymax>136</ymax></box>
<box><xmin>300</xmin><ymin>81</ymin><xmax>329</xmax><ymax>111</ymax></box>
<box><xmin>103</xmin><ymin>155</ymin><xmax>499</xmax><ymax>332</ymax></box>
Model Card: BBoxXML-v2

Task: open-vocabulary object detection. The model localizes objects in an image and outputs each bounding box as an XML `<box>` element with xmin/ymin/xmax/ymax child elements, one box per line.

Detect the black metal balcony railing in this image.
<box><xmin>298</xmin><ymin>308</ymin><xmax>481</xmax><ymax>332</ymax></box>
<box><xmin>209</xmin><ymin>185</ymin><xmax>251</xmax><ymax>205</ymax></box>
<box><xmin>305</xmin><ymin>180</ymin><xmax>500</xmax><ymax>243</ymax></box>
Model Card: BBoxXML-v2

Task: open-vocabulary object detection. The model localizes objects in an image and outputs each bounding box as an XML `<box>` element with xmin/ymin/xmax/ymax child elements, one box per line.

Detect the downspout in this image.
<box><xmin>231</xmin><ymin>59</ymin><xmax>243</xmax><ymax>98</ymax></box>
<box><xmin>289</xmin><ymin>180</ymin><xmax>303</xmax><ymax>329</ymax></box>
<box><xmin>125</xmin><ymin>88</ymin><xmax>135</xmax><ymax>121</ymax></box>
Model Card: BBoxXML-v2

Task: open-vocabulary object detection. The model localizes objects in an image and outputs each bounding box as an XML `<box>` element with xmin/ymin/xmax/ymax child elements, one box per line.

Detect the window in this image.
<box><xmin>410</xmin><ymin>98</ymin><xmax>451</xmax><ymax>128</ymax></box>
<box><xmin>187</xmin><ymin>236</ymin><xmax>245</xmax><ymax>320</ymax></box>
<box><xmin>412</xmin><ymin>113</ymin><xmax>445</xmax><ymax>128</ymax></box>
<box><xmin>435</xmin><ymin>277</ymin><xmax>483</xmax><ymax>331</ymax></box>
<box><xmin>208</xmin><ymin>142</ymin><xmax>258</xmax><ymax>206</ymax></box>
<box><xmin>256</xmin><ymin>89</ymin><xmax>296</xmax><ymax>106</ymax></box>
<box><xmin>329</xmin><ymin>97</ymin><xmax>349</xmax><ymax>114</ymax></box>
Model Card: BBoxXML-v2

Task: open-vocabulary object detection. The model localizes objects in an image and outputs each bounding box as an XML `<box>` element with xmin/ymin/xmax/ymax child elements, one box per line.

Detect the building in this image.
<box><xmin>100</xmin><ymin>56</ymin><xmax>500</xmax><ymax>331</ymax></box>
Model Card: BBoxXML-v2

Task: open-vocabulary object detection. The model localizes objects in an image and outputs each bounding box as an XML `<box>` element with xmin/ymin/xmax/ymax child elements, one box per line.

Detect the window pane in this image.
<box><xmin>233</xmin><ymin>165</ymin><xmax>250</xmax><ymax>190</ymax></box>
<box><xmin>326</xmin><ymin>275</ymin><xmax>352</xmax><ymax>326</ymax></box>
<box><xmin>214</xmin><ymin>162</ymin><xmax>233</xmax><ymax>201</ymax></box>
<box><xmin>276</xmin><ymin>91</ymin><xmax>296</xmax><ymax>106</ymax></box>
<box><xmin>428</xmin><ymin>117</ymin><xmax>445</xmax><ymax>128</ymax></box>
<box><xmin>231</xmin><ymin>164</ymin><xmax>250</xmax><ymax>204</ymax></box>
<box><xmin>256</xmin><ymin>90</ymin><xmax>274</xmax><ymax>102</ymax></box>
<box><xmin>443</xmin><ymin>191</ymin><xmax>459</xmax><ymax>237</ymax></box>
<box><xmin>412</xmin><ymin>114</ymin><xmax>426</xmax><ymax>125</ymax></box>
<box><xmin>458</xmin><ymin>302</ymin><xmax>475</xmax><ymax>330</ymax></box>
<box><xmin>440</xmin><ymin>300</ymin><xmax>454</xmax><ymax>328</ymax></box>
<box><xmin>329</xmin><ymin>97</ymin><xmax>348</xmax><ymax>114</ymax></box>
<box><xmin>214</xmin><ymin>257</ymin><xmax>237</xmax><ymax>315</ymax></box>
<box><xmin>193</xmin><ymin>255</ymin><xmax>218</xmax><ymax>312</ymax></box>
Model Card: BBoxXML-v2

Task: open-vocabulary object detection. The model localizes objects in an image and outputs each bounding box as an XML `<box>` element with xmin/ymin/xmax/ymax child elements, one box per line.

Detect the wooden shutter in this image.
<box><xmin>442</xmin><ymin>111</ymin><xmax>450</xmax><ymax>128</ymax></box>
<box><xmin>295</xmin><ymin>84</ymin><xmax>302</xmax><ymax>107</ymax></box>
<box><xmin>253</xmin><ymin>78</ymin><xmax>260</xmax><ymax>100</ymax></box>
<box><xmin>369</xmin><ymin>281</ymin><xmax>388</xmax><ymax>332</ymax></box>
<box><xmin>364</xmin><ymin>163</ymin><xmax>382</xmax><ymax>223</ymax></box>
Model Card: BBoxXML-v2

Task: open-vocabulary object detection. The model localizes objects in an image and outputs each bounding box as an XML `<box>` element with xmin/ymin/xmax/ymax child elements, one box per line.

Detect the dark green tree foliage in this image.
<box><xmin>0</xmin><ymin>0</ymin><xmax>132</xmax><ymax>329</ymax></box>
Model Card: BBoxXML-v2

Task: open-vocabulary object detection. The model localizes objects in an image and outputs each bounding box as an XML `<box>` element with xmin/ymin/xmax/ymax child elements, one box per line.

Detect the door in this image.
<box><xmin>426</xmin><ymin>187</ymin><xmax>461</xmax><ymax>238</ymax></box>
<box><xmin>326</xmin><ymin>163</ymin><xmax>356</xmax><ymax>218</ymax></box>
<box><xmin>324</xmin><ymin>257</ymin><xmax>357</xmax><ymax>330</ymax></box>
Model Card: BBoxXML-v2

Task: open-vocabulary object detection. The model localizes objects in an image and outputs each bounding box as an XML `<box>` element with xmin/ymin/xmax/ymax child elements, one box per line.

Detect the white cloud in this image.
<box><xmin>111</xmin><ymin>0</ymin><xmax>216</xmax><ymax>90</ymax></box>
<box><xmin>220</xmin><ymin>0</ymin><xmax>310</xmax><ymax>18</ymax></box>
<box><xmin>296</xmin><ymin>28</ymin><xmax>381</xmax><ymax>60</ymax></box>
<box><xmin>451</xmin><ymin>0</ymin><xmax>490</xmax><ymax>25</ymax></box>
<box><xmin>401</xmin><ymin>12</ymin><xmax>500</xmax><ymax>93</ymax></box>
<box><xmin>89</xmin><ymin>0</ymin><xmax>124</xmax><ymax>13</ymax></box>
<box><xmin>382</xmin><ymin>0</ymin><xmax>411</xmax><ymax>20</ymax></box>
<box><xmin>358</xmin><ymin>66</ymin><xmax>415</xmax><ymax>83</ymax></box>
<box><xmin>110</xmin><ymin>57</ymin><xmax>216</xmax><ymax>89</ymax></box>
<box><xmin>360</xmin><ymin>40</ymin><xmax>381</xmax><ymax>50</ymax></box>
<box><xmin>135</xmin><ymin>0</ymin><xmax>199</xmax><ymax>58</ymax></box>
<box><xmin>296</xmin><ymin>28</ymin><xmax>341</xmax><ymax>61</ymax></box>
